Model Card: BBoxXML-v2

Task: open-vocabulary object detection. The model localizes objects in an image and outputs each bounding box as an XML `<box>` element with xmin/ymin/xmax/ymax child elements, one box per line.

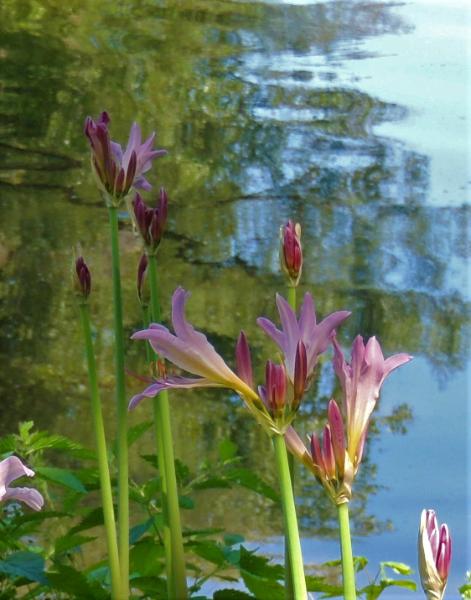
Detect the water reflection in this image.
<box><xmin>0</xmin><ymin>0</ymin><xmax>468</xmax><ymax>562</ymax></box>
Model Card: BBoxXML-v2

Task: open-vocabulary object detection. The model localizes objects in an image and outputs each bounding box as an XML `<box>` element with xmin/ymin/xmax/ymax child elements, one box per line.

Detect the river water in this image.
<box><xmin>0</xmin><ymin>0</ymin><xmax>469</xmax><ymax>597</ymax></box>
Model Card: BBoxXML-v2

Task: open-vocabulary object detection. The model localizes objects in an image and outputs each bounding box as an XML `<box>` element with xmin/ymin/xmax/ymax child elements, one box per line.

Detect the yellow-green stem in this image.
<box><xmin>338</xmin><ymin>503</ymin><xmax>357</xmax><ymax>600</ymax></box>
<box><xmin>285</xmin><ymin>284</ymin><xmax>297</xmax><ymax>599</ymax></box>
<box><xmin>273</xmin><ymin>434</ymin><xmax>307</xmax><ymax>600</ymax></box>
<box><xmin>108</xmin><ymin>206</ymin><xmax>129</xmax><ymax>598</ymax></box>
<box><xmin>79</xmin><ymin>303</ymin><xmax>121</xmax><ymax>599</ymax></box>
<box><xmin>147</xmin><ymin>253</ymin><xmax>188</xmax><ymax>599</ymax></box>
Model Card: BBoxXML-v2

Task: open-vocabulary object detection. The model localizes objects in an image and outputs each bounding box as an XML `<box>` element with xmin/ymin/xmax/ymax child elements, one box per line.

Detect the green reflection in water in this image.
<box><xmin>0</xmin><ymin>0</ymin><xmax>468</xmax><ymax>553</ymax></box>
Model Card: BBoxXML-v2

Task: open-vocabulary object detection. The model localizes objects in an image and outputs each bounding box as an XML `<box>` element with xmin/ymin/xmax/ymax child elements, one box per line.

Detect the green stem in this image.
<box><xmin>108</xmin><ymin>206</ymin><xmax>129</xmax><ymax>598</ymax></box>
<box><xmin>273</xmin><ymin>434</ymin><xmax>307</xmax><ymax>600</ymax></box>
<box><xmin>79</xmin><ymin>303</ymin><xmax>121</xmax><ymax>599</ymax></box>
<box><xmin>147</xmin><ymin>253</ymin><xmax>188</xmax><ymax>600</ymax></box>
<box><xmin>285</xmin><ymin>284</ymin><xmax>297</xmax><ymax>600</ymax></box>
<box><xmin>337</xmin><ymin>503</ymin><xmax>357</xmax><ymax>600</ymax></box>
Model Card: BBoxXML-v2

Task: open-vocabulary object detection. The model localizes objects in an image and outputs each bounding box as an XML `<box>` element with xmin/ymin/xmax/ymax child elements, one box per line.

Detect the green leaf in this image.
<box><xmin>213</xmin><ymin>590</ymin><xmax>254</xmax><ymax>599</ymax></box>
<box><xmin>241</xmin><ymin>570</ymin><xmax>284</xmax><ymax>600</ymax></box>
<box><xmin>0</xmin><ymin>551</ymin><xmax>47</xmax><ymax>584</ymax></box>
<box><xmin>191</xmin><ymin>541</ymin><xmax>227</xmax><ymax>566</ymax></box>
<box><xmin>54</xmin><ymin>534</ymin><xmax>96</xmax><ymax>556</ymax></box>
<box><xmin>218</xmin><ymin>439</ymin><xmax>238</xmax><ymax>462</ymax></box>
<box><xmin>239</xmin><ymin>546</ymin><xmax>284</xmax><ymax>580</ymax></box>
<box><xmin>179</xmin><ymin>495</ymin><xmax>195</xmax><ymax>509</ymax></box>
<box><xmin>35</xmin><ymin>466</ymin><xmax>86</xmax><ymax>492</ymax></box>
<box><xmin>129</xmin><ymin>518</ymin><xmax>155</xmax><ymax>545</ymax></box>
<box><xmin>47</xmin><ymin>564</ymin><xmax>108</xmax><ymax>599</ymax></box>
<box><xmin>130</xmin><ymin>538</ymin><xmax>165</xmax><ymax>577</ymax></box>
<box><xmin>460</xmin><ymin>582</ymin><xmax>471</xmax><ymax>598</ymax></box>
<box><xmin>380</xmin><ymin>561</ymin><xmax>413</xmax><ymax>575</ymax></box>
<box><xmin>305</xmin><ymin>575</ymin><xmax>343</xmax><ymax>595</ymax></box>
<box><xmin>69</xmin><ymin>507</ymin><xmax>104</xmax><ymax>535</ymax></box>
<box><xmin>192</xmin><ymin>476</ymin><xmax>233</xmax><ymax>490</ymax></box>
<box><xmin>19</xmin><ymin>422</ymin><xmax>34</xmax><ymax>442</ymax></box>
<box><xmin>127</xmin><ymin>421</ymin><xmax>153</xmax><ymax>447</ymax></box>
<box><xmin>224</xmin><ymin>534</ymin><xmax>244</xmax><ymax>547</ymax></box>
<box><xmin>28</xmin><ymin>432</ymin><xmax>94</xmax><ymax>458</ymax></box>
<box><xmin>130</xmin><ymin>575</ymin><xmax>167</xmax><ymax>598</ymax></box>
<box><xmin>226</xmin><ymin>468</ymin><xmax>279</xmax><ymax>502</ymax></box>
<box><xmin>0</xmin><ymin>436</ymin><xmax>18</xmax><ymax>454</ymax></box>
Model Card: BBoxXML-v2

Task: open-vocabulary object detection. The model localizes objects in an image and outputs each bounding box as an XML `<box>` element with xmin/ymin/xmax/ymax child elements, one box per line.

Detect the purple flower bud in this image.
<box><xmin>293</xmin><ymin>340</ymin><xmax>307</xmax><ymax>407</ymax></box>
<box><xmin>137</xmin><ymin>254</ymin><xmax>149</xmax><ymax>305</ymax></box>
<box><xmin>280</xmin><ymin>220</ymin><xmax>303</xmax><ymax>286</ymax></box>
<box><xmin>322</xmin><ymin>425</ymin><xmax>336</xmax><ymax>480</ymax></box>
<box><xmin>265</xmin><ymin>361</ymin><xmax>287</xmax><ymax>414</ymax></box>
<box><xmin>235</xmin><ymin>331</ymin><xmax>253</xmax><ymax>389</ymax></box>
<box><xmin>132</xmin><ymin>188</ymin><xmax>168</xmax><ymax>253</ymax></box>
<box><xmin>327</xmin><ymin>399</ymin><xmax>346</xmax><ymax>478</ymax></box>
<box><xmin>75</xmin><ymin>257</ymin><xmax>91</xmax><ymax>299</ymax></box>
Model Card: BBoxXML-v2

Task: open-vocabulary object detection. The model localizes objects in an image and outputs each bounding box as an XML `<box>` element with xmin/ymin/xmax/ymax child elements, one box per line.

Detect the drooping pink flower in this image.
<box><xmin>84</xmin><ymin>111</ymin><xmax>166</xmax><ymax>204</ymax></box>
<box><xmin>418</xmin><ymin>509</ymin><xmax>451</xmax><ymax>600</ymax></box>
<box><xmin>333</xmin><ymin>335</ymin><xmax>412</xmax><ymax>469</ymax></box>
<box><xmin>280</xmin><ymin>220</ymin><xmax>303</xmax><ymax>287</ymax></box>
<box><xmin>129</xmin><ymin>288</ymin><xmax>258</xmax><ymax>410</ymax></box>
<box><xmin>0</xmin><ymin>456</ymin><xmax>44</xmax><ymax>511</ymax></box>
<box><xmin>257</xmin><ymin>292</ymin><xmax>350</xmax><ymax>385</ymax></box>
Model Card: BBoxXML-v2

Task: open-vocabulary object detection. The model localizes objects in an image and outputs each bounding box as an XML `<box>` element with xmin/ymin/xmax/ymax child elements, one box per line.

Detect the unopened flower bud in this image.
<box><xmin>418</xmin><ymin>509</ymin><xmax>451</xmax><ymax>600</ymax></box>
<box><xmin>137</xmin><ymin>254</ymin><xmax>149</xmax><ymax>306</ymax></box>
<box><xmin>235</xmin><ymin>331</ymin><xmax>254</xmax><ymax>390</ymax></box>
<box><xmin>264</xmin><ymin>361</ymin><xmax>287</xmax><ymax>415</ymax></box>
<box><xmin>280</xmin><ymin>220</ymin><xmax>302</xmax><ymax>287</ymax></box>
<box><xmin>132</xmin><ymin>188</ymin><xmax>168</xmax><ymax>254</ymax></box>
<box><xmin>75</xmin><ymin>257</ymin><xmax>91</xmax><ymax>299</ymax></box>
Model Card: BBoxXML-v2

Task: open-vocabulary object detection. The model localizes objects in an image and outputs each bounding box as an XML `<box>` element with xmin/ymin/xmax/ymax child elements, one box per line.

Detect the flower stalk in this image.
<box><xmin>78</xmin><ymin>299</ymin><xmax>121</xmax><ymax>599</ymax></box>
<box><xmin>273</xmin><ymin>434</ymin><xmax>307</xmax><ymax>600</ymax></box>
<box><xmin>108</xmin><ymin>206</ymin><xmax>129</xmax><ymax>598</ymax></box>
<box><xmin>147</xmin><ymin>253</ymin><xmax>188</xmax><ymax>600</ymax></box>
<box><xmin>337</xmin><ymin>502</ymin><xmax>356</xmax><ymax>600</ymax></box>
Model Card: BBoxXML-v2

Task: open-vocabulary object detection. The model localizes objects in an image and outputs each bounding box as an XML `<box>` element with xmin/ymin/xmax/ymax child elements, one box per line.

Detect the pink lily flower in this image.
<box><xmin>84</xmin><ymin>111</ymin><xmax>166</xmax><ymax>204</ymax></box>
<box><xmin>257</xmin><ymin>292</ymin><xmax>351</xmax><ymax>385</ymax></box>
<box><xmin>129</xmin><ymin>287</ymin><xmax>259</xmax><ymax>411</ymax></box>
<box><xmin>130</xmin><ymin>289</ymin><xmax>312</xmax><ymax>434</ymax></box>
<box><xmin>418</xmin><ymin>509</ymin><xmax>451</xmax><ymax>600</ymax></box>
<box><xmin>333</xmin><ymin>335</ymin><xmax>412</xmax><ymax>469</ymax></box>
<box><xmin>285</xmin><ymin>335</ymin><xmax>411</xmax><ymax>504</ymax></box>
<box><xmin>0</xmin><ymin>456</ymin><xmax>44</xmax><ymax>511</ymax></box>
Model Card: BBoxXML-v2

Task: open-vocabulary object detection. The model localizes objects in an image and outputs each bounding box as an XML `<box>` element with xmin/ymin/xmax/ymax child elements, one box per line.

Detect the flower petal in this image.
<box><xmin>3</xmin><ymin>487</ymin><xmax>44</xmax><ymax>511</ymax></box>
<box><xmin>129</xmin><ymin>377</ymin><xmax>226</xmax><ymax>410</ymax></box>
<box><xmin>0</xmin><ymin>456</ymin><xmax>34</xmax><ymax>488</ymax></box>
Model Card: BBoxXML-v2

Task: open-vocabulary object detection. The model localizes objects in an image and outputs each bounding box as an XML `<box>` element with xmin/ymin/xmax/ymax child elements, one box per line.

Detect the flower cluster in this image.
<box><xmin>84</xmin><ymin>111</ymin><xmax>166</xmax><ymax>206</ymax></box>
<box><xmin>286</xmin><ymin>336</ymin><xmax>411</xmax><ymax>504</ymax></box>
<box><xmin>130</xmin><ymin>288</ymin><xmax>350</xmax><ymax>436</ymax></box>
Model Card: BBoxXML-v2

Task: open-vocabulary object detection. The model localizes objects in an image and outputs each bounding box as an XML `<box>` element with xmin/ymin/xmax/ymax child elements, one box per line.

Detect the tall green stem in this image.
<box><xmin>338</xmin><ymin>503</ymin><xmax>357</xmax><ymax>600</ymax></box>
<box><xmin>285</xmin><ymin>284</ymin><xmax>297</xmax><ymax>599</ymax></box>
<box><xmin>79</xmin><ymin>303</ymin><xmax>121</xmax><ymax>599</ymax></box>
<box><xmin>108</xmin><ymin>206</ymin><xmax>129</xmax><ymax>598</ymax></box>
<box><xmin>273</xmin><ymin>434</ymin><xmax>307</xmax><ymax>600</ymax></box>
<box><xmin>147</xmin><ymin>254</ymin><xmax>188</xmax><ymax>600</ymax></box>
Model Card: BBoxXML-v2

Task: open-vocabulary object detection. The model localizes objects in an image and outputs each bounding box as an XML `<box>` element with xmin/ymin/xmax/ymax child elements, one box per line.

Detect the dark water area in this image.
<box><xmin>0</xmin><ymin>0</ymin><xmax>469</xmax><ymax>596</ymax></box>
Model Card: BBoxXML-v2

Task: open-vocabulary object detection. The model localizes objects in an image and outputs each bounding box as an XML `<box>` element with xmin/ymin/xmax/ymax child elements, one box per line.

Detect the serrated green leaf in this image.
<box><xmin>305</xmin><ymin>575</ymin><xmax>343</xmax><ymax>595</ymax></box>
<box><xmin>35</xmin><ymin>466</ymin><xmax>86</xmax><ymax>492</ymax></box>
<box><xmin>192</xmin><ymin>476</ymin><xmax>233</xmax><ymax>490</ymax></box>
<box><xmin>127</xmin><ymin>421</ymin><xmax>153</xmax><ymax>447</ymax></box>
<box><xmin>19</xmin><ymin>422</ymin><xmax>34</xmax><ymax>441</ymax></box>
<box><xmin>191</xmin><ymin>541</ymin><xmax>227</xmax><ymax>566</ymax></box>
<box><xmin>213</xmin><ymin>589</ymin><xmax>254</xmax><ymax>599</ymax></box>
<box><xmin>381</xmin><ymin>561</ymin><xmax>413</xmax><ymax>575</ymax></box>
<box><xmin>28</xmin><ymin>433</ymin><xmax>93</xmax><ymax>458</ymax></box>
<box><xmin>69</xmin><ymin>507</ymin><xmax>104</xmax><ymax>535</ymax></box>
<box><xmin>239</xmin><ymin>547</ymin><xmax>284</xmax><ymax>580</ymax></box>
<box><xmin>218</xmin><ymin>439</ymin><xmax>238</xmax><ymax>462</ymax></box>
<box><xmin>241</xmin><ymin>570</ymin><xmax>284</xmax><ymax>600</ymax></box>
<box><xmin>224</xmin><ymin>534</ymin><xmax>244</xmax><ymax>547</ymax></box>
<box><xmin>226</xmin><ymin>468</ymin><xmax>279</xmax><ymax>502</ymax></box>
<box><xmin>130</xmin><ymin>538</ymin><xmax>165</xmax><ymax>577</ymax></box>
<box><xmin>0</xmin><ymin>551</ymin><xmax>47</xmax><ymax>584</ymax></box>
<box><xmin>0</xmin><ymin>436</ymin><xmax>18</xmax><ymax>454</ymax></box>
<box><xmin>54</xmin><ymin>534</ymin><xmax>95</xmax><ymax>556</ymax></box>
<box><xmin>47</xmin><ymin>564</ymin><xmax>108</xmax><ymax>599</ymax></box>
